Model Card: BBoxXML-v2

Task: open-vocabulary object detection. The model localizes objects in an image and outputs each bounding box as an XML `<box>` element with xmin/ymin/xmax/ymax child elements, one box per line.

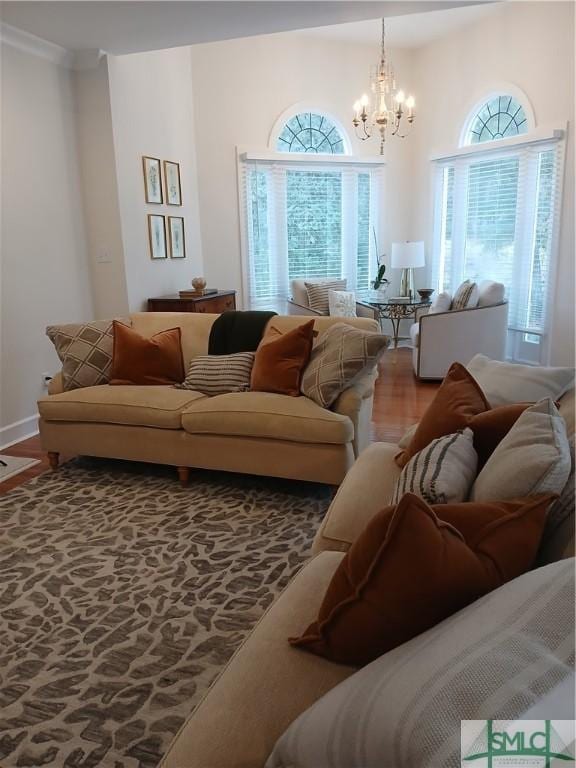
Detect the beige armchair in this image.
<box><xmin>287</xmin><ymin>279</ymin><xmax>375</xmax><ymax>319</ymax></box>
<box><xmin>411</xmin><ymin>301</ymin><xmax>509</xmax><ymax>380</ymax></box>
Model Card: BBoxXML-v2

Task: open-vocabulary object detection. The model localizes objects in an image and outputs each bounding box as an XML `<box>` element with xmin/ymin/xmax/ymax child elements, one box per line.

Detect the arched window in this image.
<box><xmin>465</xmin><ymin>95</ymin><xmax>528</xmax><ymax>145</ymax></box>
<box><xmin>276</xmin><ymin>112</ymin><xmax>345</xmax><ymax>154</ymax></box>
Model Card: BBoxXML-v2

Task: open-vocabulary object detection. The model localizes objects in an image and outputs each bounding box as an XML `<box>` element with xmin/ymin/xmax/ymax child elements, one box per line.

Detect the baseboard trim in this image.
<box><xmin>0</xmin><ymin>414</ymin><xmax>40</xmax><ymax>451</ymax></box>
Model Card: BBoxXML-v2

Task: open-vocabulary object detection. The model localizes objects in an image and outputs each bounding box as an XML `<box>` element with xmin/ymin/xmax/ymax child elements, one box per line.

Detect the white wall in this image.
<box><xmin>0</xmin><ymin>42</ymin><xmax>93</xmax><ymax>444</ymax></box>
<box><xmin>107</xmin><ymin>47</ymin><xmax>203</xmax><ymax>311</ymax></box>
<box><xmin>409</xmin><ymin>1</ymin><xmax>575</xmax><ymax>365</ymax></box>
<box><xmin>189</xmin><ymin>33</ymin><xmax>414</xmax><ymax>305</ymax></box>
<box><xmin>73</xmin><ymin>56</ymin><xmax>130</xmax><ymax>318</ymax></box>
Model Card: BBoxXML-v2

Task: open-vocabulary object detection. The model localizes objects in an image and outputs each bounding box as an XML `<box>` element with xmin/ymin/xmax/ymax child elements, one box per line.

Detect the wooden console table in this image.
<box><xmin>147</xmin><ymin>290</ymin><xmax>236</xmax><ymax>314</ymax></box>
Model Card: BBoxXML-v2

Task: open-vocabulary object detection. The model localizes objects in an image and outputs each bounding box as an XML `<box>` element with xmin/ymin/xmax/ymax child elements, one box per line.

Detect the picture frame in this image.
<box><xmin>142</xmin><ymin>156</ymin><xmax>163</xmax><ymax>204</ymax></box>
<box><xmin>164</xmin><ymin>160</ymin><xmax>182</xmax><ymax>206</ymax></box>
<box><xmin>148</xmin><ymin>214</ymin><xmax>167</xmax><ymax>259</ymax></box>
<box><xmin>168</xmin><ymin>216</ymin><xmax>186</xmax><ymax>259</ymax></box>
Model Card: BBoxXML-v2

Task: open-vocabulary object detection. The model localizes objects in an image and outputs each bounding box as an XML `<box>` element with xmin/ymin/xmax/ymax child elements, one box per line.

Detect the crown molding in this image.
<box><xmin>0</xmin><ymin>22</ymin><xmax>74</xmax><ymax>68</ymax></box>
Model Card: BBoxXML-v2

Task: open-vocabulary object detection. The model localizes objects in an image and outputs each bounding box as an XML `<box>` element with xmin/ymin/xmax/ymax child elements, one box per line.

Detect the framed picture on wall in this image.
<box><xmin>168</xmin><ymin>216</ymin><xmax>186</xmax><ymax>258</ymax></box>
<box><xmin>164</xmin><ymin>160</ymin><xmax>182</xmax><ymax>205</ymax></box>
<box><xmin>148</xmin><ymin>214</ymin><xmax>167</xmax><ymax>259</ymax></box>
<box><xmin>142</xmin><ymin>156</ymin><xmax>163</xmax><ymax>203</ymax></box>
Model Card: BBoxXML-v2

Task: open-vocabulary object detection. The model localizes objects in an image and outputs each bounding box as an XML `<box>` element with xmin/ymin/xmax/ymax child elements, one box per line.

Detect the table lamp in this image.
<box><xmin>391</xmin><ymin>241</ymin><xmax>425</xmax><ymax>298</ymax></box>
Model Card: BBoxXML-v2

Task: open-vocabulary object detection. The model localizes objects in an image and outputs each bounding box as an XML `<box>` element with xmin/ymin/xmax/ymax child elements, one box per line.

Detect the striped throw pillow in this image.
<box><xmin>176</xmin><ymin>352</ymin><xmax>255</xmax><ymax>396</ymax></box>
<box><xmin>305</xmin><ymin>279</ymin><xmax>347</xmax><ymax>314</ymax></box>
<box><xmin>451</xmin><ymin>280</ymin><xmax>479</xmax><ymax>310</ymax></box>
<box><xmin>267</xmin><ymin>558</ymin><xmax>575</xmax><ymax>768</ymax></box>
<box><xmin>392</xmin><ymin>428</ymin><xmax>478</xmax><ymax>505</ymax></box>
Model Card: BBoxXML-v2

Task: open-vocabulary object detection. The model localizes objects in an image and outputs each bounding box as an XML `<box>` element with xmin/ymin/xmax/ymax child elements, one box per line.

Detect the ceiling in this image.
<box><xmin>298</xmin><ymin>3</ymin><xmax>500</xmax><ymax>48</ymax></box>
<box><xmin>0</xmin><ymin>1</ymin><xmax>490</xmax><ymax>55</ymax></box>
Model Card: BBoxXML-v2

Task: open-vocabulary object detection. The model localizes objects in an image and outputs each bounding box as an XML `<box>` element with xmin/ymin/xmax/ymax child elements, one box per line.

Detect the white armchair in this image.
<box><xmin>287</xmin><ymin>279</ymin><xmax>375</xmax><ymax>319</ymax></box>
<box><xmin>411</xmin><ymin>301</ymin><xmax>509</xmax><ymax>379</ymax></box>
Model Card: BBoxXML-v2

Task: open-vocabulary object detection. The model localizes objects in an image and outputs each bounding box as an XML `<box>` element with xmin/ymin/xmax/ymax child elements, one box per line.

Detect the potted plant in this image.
<box><xmin>372</xmin><ymin>229</ymin><xmax>389</xmax><ymax>294</ymax></box>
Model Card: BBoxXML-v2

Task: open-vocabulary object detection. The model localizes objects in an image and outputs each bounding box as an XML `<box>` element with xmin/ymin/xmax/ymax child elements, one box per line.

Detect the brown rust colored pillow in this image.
<box><xmin>469</xmin><ymin>403</ymin><xmax>533</xmax><ymax>469</ymax></box>
<box><xmin>251</xmin><ymin>320</ymin><xmax>314</xmax><ymax>397</ymax></box>
<box><xmin>395</xmin><ymin>362</ymin><xmax>490</xmax><ymax>467</ymax></box>
<box><xmin>110</xmin><ymin>321</ymin><xmax>185</xmax><ymax>385</ymax></box>
<box><xmin>290</xmin><ymin>493</ymin><xmax>551</xmax><ymax>666</ymax></box>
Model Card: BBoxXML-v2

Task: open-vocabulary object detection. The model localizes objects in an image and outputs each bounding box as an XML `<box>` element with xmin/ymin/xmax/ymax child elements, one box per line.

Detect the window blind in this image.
<box><xmin>240</xmin><ymin>159</ymin><xmax>383</xmax><ymax>307</ymax></box>
<box><xmin>432</xmin><ymin>139</ymin><xmax>563</xmax><ymax>343</ymax></box>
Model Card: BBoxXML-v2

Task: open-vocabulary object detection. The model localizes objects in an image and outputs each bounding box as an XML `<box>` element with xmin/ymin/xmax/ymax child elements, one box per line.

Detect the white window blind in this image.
<box><xmin>241</xmin><ymin>158</ymin><xmax>383</xmax><ymax>307</ymax></box>
<box><xmin>431</xmin><ymin>139</ymin><xmax>563</xmax><ymax>356</ymax></box>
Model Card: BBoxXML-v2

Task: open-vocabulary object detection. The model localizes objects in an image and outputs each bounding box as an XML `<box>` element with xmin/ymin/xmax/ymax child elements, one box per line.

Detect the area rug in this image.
<box><xmin>0</xmin><ymin>458</ymin><xmax>331</xmax><ymax>768</ymax></box>
<box><xmin>0</xmin><ymin>455</ymin><xmax>40</xmax><ymax>483</ymax></box>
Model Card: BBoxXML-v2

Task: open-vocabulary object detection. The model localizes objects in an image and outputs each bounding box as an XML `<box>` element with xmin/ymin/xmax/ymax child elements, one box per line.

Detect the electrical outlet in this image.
<box><xmin>41</xmin><ymin>373</ymin><xmax>53</xmax><ymax>389</ymax></box>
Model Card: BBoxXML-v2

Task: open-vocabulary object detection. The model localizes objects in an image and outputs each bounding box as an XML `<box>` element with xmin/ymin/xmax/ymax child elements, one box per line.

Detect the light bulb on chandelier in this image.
<box><xmin>352</xmin><ymin>19</ymin><xmax>416</xmax><ymax>154</ymax></box>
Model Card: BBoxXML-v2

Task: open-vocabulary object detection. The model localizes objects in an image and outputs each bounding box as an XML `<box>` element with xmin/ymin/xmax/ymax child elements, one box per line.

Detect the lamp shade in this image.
<box><xmin>391</xmin><ymin>241</ymin><xmax>425</xmax><ymax>269</ymax></box>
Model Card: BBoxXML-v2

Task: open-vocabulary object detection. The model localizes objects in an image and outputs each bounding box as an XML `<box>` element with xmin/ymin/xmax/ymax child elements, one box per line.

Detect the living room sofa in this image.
<box><xmin>38</xmin><ymin>313</ymin><xmax>380</xmax><ymax>485</ymax></box>
<box><xmin>159</xmin><ymin>383</ymin><xmax>575</xmax><ymax>768</ymax></box>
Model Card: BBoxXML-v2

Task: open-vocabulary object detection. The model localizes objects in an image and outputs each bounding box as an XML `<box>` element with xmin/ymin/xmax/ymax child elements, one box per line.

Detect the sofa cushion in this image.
<box><xmin>467</xmin><ymin>354</ymin><xmax>575</xmax><ymax>407</ymax></box>
<box><xmin>478</xmin><ymin>279</ymin><xmax>505</xmax><ymax>306</ymax></box>
<box><xmin>159</xmin><ymin>551</ymin><xmax>354</xmax><ymax>768</ymax></box>
<box><xmin>313</xmin><ymin>442</ymin><xmax>402</xmax><ymax>554</ymax></box>
<box><xmin>267</xmin><ymin>558</ymin><xmax>575</xmax><ymax>768</ymax></box>
<box><xmin>472</xmin><ymin>398</ymin><xmax>571</xmax><ymax>502</ymax></box>
<box><xmin>39</xmin><ymin>386</ymin><xmax>206</xmax><ymax>429</ymax></box>
<box><xmin>181</xmin><ymin>392</ymin><xmax>353</xmax><ymax>444</ymax></box>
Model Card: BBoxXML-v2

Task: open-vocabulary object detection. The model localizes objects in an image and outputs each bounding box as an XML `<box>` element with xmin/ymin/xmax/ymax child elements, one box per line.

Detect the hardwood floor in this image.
<box><xmin>0</xmin><ymin>348</ymin><xmax>438</xmax><ymax>495</ymax></box>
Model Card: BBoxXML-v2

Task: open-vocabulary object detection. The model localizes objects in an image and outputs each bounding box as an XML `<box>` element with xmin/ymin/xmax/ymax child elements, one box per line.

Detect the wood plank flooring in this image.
<box><xmin>0</xmin><ymin>348</ymin><xmax>439</xmax><ymax>495</ymax></box>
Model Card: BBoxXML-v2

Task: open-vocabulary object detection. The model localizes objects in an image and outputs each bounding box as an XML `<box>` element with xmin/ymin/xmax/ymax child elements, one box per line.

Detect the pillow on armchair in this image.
<box><xmin>305</xmin><ymin>279</ymin><xmax>347</xmax><ymax>314</ymax></box>
<box><xmin>328</xmin><ymin>290</ymin><xmax>357</xmax><ymax>318</ymax></box>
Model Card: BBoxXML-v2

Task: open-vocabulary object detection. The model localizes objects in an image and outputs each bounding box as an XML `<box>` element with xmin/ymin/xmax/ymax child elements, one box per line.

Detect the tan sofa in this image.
<box><xmin>159</xmin><ymin>386</ymin><xmax>575</xmax><ymax>768</ymax></box>
<box><xmin>38</xmin><ymin>313</ymin><xmax>380</xmax><ymax>485</ymax></box>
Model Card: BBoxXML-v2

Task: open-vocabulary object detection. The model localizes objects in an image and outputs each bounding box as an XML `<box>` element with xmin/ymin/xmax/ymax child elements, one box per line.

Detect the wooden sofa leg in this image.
<box><xmin>177</xmin><ymin>466</ymin><xmax>190</xmax><ymax>486</ymax></box>
<box><xmin>48</xmin><ymin>452</ymin><xmax>60</xmax><ymax>471</ymax></box>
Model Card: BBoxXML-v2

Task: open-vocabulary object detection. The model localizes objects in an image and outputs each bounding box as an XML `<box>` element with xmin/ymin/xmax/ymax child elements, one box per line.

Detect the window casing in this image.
<box><xmin>431</xmin><ymin>138</ymin><xmax>563</xmax><ymax>363</ymax></box>
<box><xmin>241</xmin><ymin>111</ymin><xmax>383</xmax><ymax>308</ymax></box>
<box><xmin>430</xmin><ymin>90</ymin><xmax>563</xmax><ymax>363</ymax></box>
<box><xmin>243</xmin><ymin>161</ymin><xmax>383</xmax><ymax>307</ymax></box>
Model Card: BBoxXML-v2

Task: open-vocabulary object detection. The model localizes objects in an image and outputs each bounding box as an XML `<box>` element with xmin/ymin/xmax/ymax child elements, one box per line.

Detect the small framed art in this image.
<box><xmin>164</xmin><ymin>160</ymin><xmax>182</xmax><ymax>205</ymax></box>
<box><xmin>148</xmin><ymin>214</ymin><xmax>167</xmax><ymax>259</ymax></box>
<box><xmin>142</xmin><ymin>156</ymin><xmax>163</xmax><ymax>203</ymax></box>
<box><xmin>168</xmin><ymin>216</ymin><xmax>186</xmax><ymax>259</ymax></box>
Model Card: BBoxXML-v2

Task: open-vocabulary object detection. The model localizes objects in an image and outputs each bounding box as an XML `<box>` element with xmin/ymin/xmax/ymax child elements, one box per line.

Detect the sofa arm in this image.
<box><xmin>48</xmin><ymin>372</ymin><xmax>64</xmax><ymax>395</ymax></box>
<box><xmin>312</xmin><ymin>442</ymin><xmax>402</xmax><ymax>554</ymax></box>
<box><xmin>286</xmin><ymin>299</ymin><xmax>323</xmax><ymax>316</ymax></box>
<box><xmin>332</xmin><ymin>367</ymin><xmax>377</xmax><ymax>457</ymax></box>
<box><xmin>416</xmin><ymin>302</ymin><xmax>509</xmax><ymax>380</ymax></box>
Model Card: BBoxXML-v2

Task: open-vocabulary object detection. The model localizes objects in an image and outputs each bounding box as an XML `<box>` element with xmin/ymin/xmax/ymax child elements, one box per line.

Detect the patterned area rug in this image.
<box><xmin>0</xmin><ymin>458</ymin><xmax>331</xmax><ymax>768</ymax></box>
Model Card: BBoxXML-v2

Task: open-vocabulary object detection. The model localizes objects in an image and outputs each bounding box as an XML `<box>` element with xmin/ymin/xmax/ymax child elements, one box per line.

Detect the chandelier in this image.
<box><xmin>352</xmin><ymin>19</ymin><xmax>415</xmax><ymax>154</ymax></box>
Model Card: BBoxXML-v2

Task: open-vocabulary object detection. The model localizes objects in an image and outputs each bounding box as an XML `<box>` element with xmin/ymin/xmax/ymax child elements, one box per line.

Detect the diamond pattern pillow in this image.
<box><xmin>301</xmin><ymin>323</ymin><xmax>388</xmax><ymax>408</ymax></box>
<box><xmin>47</xmin><ymin>318</ymin><xmax>131</xmax><ymax>391</ymax></box>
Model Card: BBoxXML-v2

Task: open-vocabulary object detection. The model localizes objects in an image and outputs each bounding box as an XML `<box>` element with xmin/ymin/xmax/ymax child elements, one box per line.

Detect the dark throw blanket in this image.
<box><xmin>208</xmin><ymin>310</ymin><xmax>277</xmax><ymax>355</ymax></box>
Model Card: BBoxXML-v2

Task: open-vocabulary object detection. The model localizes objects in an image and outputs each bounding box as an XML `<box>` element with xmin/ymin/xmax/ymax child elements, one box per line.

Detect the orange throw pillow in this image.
<box><xmin>469</xmin><ymin>403</ymin><xmax>532</xmax><ymax>469</ymax></box>
<box><xmin>290</xmin><ymin>493</ymin><xmax>551</xmax><ymax>666</ymax></box>
<box><xmin>110</xmin><ymin>321</ymin><xmax>185</xmax><ymax>385</ymax></box>
<box><xmin>251</xmin><ymin>320</ymin><xmax>314</xmax><ymax>397</ymax></box>
<box><xmin>395</xmin><ymin>362</ymin><xmax>489</xmax><ymax>467</ymax></box>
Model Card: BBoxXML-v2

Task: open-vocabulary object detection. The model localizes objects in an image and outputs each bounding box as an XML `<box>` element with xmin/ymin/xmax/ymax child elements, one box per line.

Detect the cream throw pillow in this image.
<box><xmin>467</xmin><ymin>354</ymin><xmax>575</xmax><ymax>407</ymax></box>
<box><xmin>428</xmin><ymin>291</ymin><xmax>452</xmax><ymax>315</ymax></box>
<box><xmin>392</xmin><ymin>429</ymin><xmax>478</xmax><ymax>505</ymax></box>
<box><xmin>471</xmin><ymin>398</ymin><xmax>571</xmax><ymax>501</ymax></box>
<box><xmin>328</xmin><ymin>290</ymin><xmax>357</xmax><ymax>318</ymax></box>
